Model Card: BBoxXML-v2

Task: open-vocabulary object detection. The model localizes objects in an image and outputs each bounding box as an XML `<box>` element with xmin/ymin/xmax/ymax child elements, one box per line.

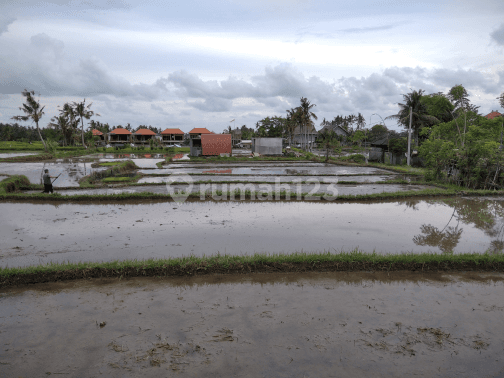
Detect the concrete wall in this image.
<box><xmin>368</xmin><ymin>147</ymin><xmax>384</xmax><ymax>162</ymax></box>
<box><xmin>252</xmin><ymin>138</ymin><xmax>283</xmax><ymax>155</ymax></box>
<box><xmin>202</xmin><ymin>134</ymin><xmax>232</xmax><ymax>156</ymax></box>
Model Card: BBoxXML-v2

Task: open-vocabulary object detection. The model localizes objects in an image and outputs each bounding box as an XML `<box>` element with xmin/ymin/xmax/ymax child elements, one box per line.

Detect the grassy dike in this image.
<box><xmin>1</xmin><ymin>251</ymin><xmax>504</xmax><ymax>287</ymax></box>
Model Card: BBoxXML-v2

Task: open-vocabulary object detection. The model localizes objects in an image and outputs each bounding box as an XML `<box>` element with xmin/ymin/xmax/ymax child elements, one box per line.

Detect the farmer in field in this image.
<box><xmin>42</xmin><ymin>169</ymin><xmax>56</xmax><ymax>193</ymax></box>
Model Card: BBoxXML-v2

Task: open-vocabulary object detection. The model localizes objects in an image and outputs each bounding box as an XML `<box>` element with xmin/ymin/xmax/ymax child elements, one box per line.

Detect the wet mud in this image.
<box><xmin>1</xmin><ymin>198</ymin><xmax>504</xmax><ymax>268</ymax></box>
<box><xmin>1</xmin><ymin>271</ymin><xmax>503</xmax><ymax>377</ymax></box>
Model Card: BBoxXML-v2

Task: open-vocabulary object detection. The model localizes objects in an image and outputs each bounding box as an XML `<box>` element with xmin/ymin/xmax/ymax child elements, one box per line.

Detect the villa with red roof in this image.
<box><xmin>108</xmin><ymin>127</ymin><xmax>132</xmax><ymax>144</ymax></box>
<box><xmin>91</xmin><ymin>129</ymin><xmax>105</xmax><ymax>142</ymax></box>
<box><xmin>132</xmin><ymin>128</ymin><xmax>157</xmax><ymax>144</ymax></box>
<box><xmin>188</xmin><ymin>128</ymin><xmax>230</xmax><ymax>156</ymax></box>
<box><xmin>161</xmin><ymin>128</ymin><xmax>184</xmax><ymax>146</ymax></box>
<box><xmin>485</xmin><ymin>111</ymin><xmax>502</xmax><ymax>120</ymax></box>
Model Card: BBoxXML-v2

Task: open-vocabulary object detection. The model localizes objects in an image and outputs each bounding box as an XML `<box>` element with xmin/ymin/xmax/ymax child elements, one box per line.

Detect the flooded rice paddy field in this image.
<box><xmin>1</xmin><ymin>271</ymin><xmax>504</xmax><ymax>377</ymax></box>
<box><xmin>144</xmin><ymin>165</ymin><xmax>389</xmax><ymax>175</ymax></box>
<box><xmin>0</xmin><ymin>161</ymin><xmax>107</xmax><ymax>186</ymax></box>
<box><xmin>0</xmin><ymin>152</ymin><xmax>39</xmax><ymax>158</ymax></box>
<box><xmin>39</xmin><ymin>183</ymin><xmax>435</xmax><ymax>196</ymax></box>
<box><xmin>137</xmin><ymin>174</ymin><xmax>394</xmax><ymax>184</ymax></box>
<box><xmin>1</xmin><ymin>197</ymin><xmax>504</xmax><ymax>268</ymax></box>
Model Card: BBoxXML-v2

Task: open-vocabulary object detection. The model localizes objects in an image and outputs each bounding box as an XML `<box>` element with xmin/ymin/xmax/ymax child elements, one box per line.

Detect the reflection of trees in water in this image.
<box><xmin>413</xmin><ymin>225</ymin><xmax>463</xmax><ymax>253</ymax></box>
<box><xmin>412</xmin><ymin>199</ymin><xmax>504</xmax><ymax>254</ymax></box>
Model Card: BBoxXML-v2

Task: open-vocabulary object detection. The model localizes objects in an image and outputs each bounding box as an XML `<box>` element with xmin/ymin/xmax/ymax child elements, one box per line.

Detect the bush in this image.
<box><xmin>340</xmin><ymin>154</ymin><xmax>366</xmax><ymax>163</ymax></box>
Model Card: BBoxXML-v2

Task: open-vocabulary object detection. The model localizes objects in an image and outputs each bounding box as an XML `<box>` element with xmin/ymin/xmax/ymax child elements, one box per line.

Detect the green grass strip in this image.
<box><xmin>1</xmin><ymin>250</ymin><xmax>504</xmax><ymax>287</ymax></box>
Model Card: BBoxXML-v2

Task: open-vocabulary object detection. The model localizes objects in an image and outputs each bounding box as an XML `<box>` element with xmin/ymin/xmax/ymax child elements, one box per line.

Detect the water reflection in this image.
<box><xmin>411</xmin><ymin>199</ymin><xmax>504</xmax><ymax>254</ymax></box>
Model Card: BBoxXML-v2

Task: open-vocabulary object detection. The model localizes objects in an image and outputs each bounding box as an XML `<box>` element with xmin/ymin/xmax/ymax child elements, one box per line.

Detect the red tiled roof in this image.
<box><xmin>92</xmin><ymin>129</ymin><xmax>103</xmax><ymax>136</ymax></box>
<box><xmin>134</xmin><ymin>128</ymin><xmax>156</xmax><ymax>135</ymax></box>
<box><xmin>485</xmin><ymin>112</ymin><xmax>502</xmax><ymax>120</ymax></box>
<box><xmin>110</xmin><ymin>128</ymin><xmax>132</xmax><ymax>135</ymax></box>
<box><xmin>161</xmin><ymin>128</ymin><xmax>184</xmax><ymax>135</ymax></box>
<box><xmin>189</xmin><ymin>128</ymin><xmax>212</xmax><ymax>134</ymax></box>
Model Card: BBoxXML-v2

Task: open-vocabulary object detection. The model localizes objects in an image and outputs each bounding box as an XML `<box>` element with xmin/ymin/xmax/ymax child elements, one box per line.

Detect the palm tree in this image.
<box><xmin>297</xmin><ymin>97</ymin><xmax>318</xmax><ymax>150</ymax></box>
<box><xmin>386</xmin><ymin>89</ymin><xmax>438</xmax><ymax>147</ymax></box>
<box><xmin>59</xmin><ymin>103</ymin><xmax>80</xmax><ymax>146</ymax></box>
<box><xmin>356</xmin><ymin>113</ymin><xmax>366</xmax><ymax>130</ymax></box>
<box><xmin>72</xmin><ymin>99</ymin><xmax>100</xmax><ymax>149</ymax></box>
<box><xmin>48</xmin><ymin>115</ymin><xmax>71</xmax><ymax>146</ymax></box>
<box><xmin>11</xmin><ymin>89</ymin><xmax>47</xmax><ymax>151</ymax></box>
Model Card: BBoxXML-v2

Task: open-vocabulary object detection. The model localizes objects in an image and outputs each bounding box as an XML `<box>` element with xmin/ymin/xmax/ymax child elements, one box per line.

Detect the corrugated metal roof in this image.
<box><xmin>201</xmin><ymin>134</ymin><xmax>232</xmax><ymax>156</ymax></box>
<box><xmin>161</xmin><ymin>128</ymin><xmax>184</xmax><ymax>135</ymax></box>
<box><xmin>92</xmin><ymin>129</ymin><xmax>103</xmax><ymax>136</ymax></box>
<box><xmin>189</xmin><ymin>128</ymin><xmax>212</xmax><ymax>134</ymax></box>
<box><xmin>134</xmin><ymin>128</ymin><xmax>156</xmax><ymax>135</ymax></box>
<box><xmin>109</xmin><ymin>128</ymin><xmax>132</xmax><ymax>135</ymax></box>
<box><xmin>485</xmin><ymin>112</ymin><xmax>502</xmax><ymax>120</ymax></box>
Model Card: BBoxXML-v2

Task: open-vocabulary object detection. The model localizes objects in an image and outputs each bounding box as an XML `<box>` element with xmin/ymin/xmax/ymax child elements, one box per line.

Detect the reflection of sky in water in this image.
<box><xmin>0</xmin><ymin>162</ymin><xmax>107</xmax><ymax>186</ymax></box>
<box><xmin>2</xmin><ymin>198</ymin><xmax>504</xmax><ymax>267</ymax></box>
<box><xmin>138</xmin><ymin>175</ymin><xmax>389</xmax><ymax>184</ymax></box>
<box><xmin>142</xmin><ymin>166</ymin><xmax>387</xmax><ymax>175</ymax></box>
<box><xmin>0</xmin><ymin>152</ymin><xmax>39</xmax><ymax>158</ymax></box>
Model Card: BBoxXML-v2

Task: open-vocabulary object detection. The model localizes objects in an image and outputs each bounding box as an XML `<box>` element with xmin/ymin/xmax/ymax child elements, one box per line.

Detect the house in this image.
<box><xmin>252</xmin><ymin>138</ymin><xmax>283</xmax><ymax>155</ymax></box>
<box><xmin>132</xmin><ymin>128</ymin><xmax>157</xmax><ymax>145</ymax></box>
<box><xmin>292</xmin><ymin>124</ymin><xmax>318</xmax><ymax>146</ymax></box>
<box><xmin>108</xmin><ymin>127</ymin><xmax>132</xmax><ymax>145</ymax></box>
<box><xmin>189</xmin><ymin>128</ymin><xmax>213</xmax><ymax>156</ymax></box>
<box><xmin>161</xmin><ymin>128</ymin><xmax>184</xmax><ymax>146</ymax></box>
<box><xmin>200</xmin><ymin>134</ymin><xmax>232</xmax><ymax>156</ymax></box>
<box><xmin>485</xmin><ymin>111</ymin><xmax>502</xmax><ymax>120</ymax></box>
<box><xmin>92</xmin><ymin>129</ymin><xmax>105</xmax><ymax>142</ymax></box>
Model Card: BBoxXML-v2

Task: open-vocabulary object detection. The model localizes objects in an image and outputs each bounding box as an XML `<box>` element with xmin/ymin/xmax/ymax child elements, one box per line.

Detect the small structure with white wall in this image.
<box><xmin>251</xmin><ymin>138</ymin><xmax>282</xmax><ymax>155</ymax></box>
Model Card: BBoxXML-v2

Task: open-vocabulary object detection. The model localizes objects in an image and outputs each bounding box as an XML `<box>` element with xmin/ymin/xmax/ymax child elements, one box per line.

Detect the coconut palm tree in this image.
<box><xmin>386</xmin><ymin>89</ymin><xmax>438</xmax><ymax>147</ymax></box>
<box><xmin>297</xmin><ymin>97</ymin><xmax>318</xmax><ymax>150</ymax></box>
<box><xmin>11</xmin><ymin>89</ymin><xmax>47</xmax><ymax>151</ymax></box>
<box><xmin>72</xmin><ymin>99</ymin><xmax>100</xmax><ymax>149</ymax></box>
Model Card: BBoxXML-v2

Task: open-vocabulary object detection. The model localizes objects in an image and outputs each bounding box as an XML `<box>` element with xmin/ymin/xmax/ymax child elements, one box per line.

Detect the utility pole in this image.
<box><xmin>407</xmin><ymin>106</ymin><xmax>412</xmax><ymax>166</ymax></box>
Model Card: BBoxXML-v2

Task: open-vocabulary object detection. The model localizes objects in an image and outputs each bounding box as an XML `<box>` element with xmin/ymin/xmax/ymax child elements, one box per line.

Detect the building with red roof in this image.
<box><xmin>485</xmin><ymin>111</ymin><xmax>502</xmax><ymax>120</ymax></box>
<box><xmin>108</xmin><ymin>127</ymin><xmax>132</xmax><ymax>144</ymax></box>
<box><xmin>132</xmin><ymin>128</ymin><xmax>157</xmax><ymax>144</ymax></box>
<box><xmin>161</xmin><ymin>128</ymin><xmax>184</xmax><ymax>146</ymax></box>
<box><xmin>91</xmin><ymin>129</ymin><xmax>105</xmax><ymax>142</ymax></box>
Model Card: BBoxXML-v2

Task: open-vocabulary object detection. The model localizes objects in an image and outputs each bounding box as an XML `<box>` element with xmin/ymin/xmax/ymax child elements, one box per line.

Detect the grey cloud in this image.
<box><xmin>192</xmin><ymin>98</ymin><xmax>233</xmax><ymax>112</ymax></box>
<box><xmin>0</xmin><ymin>15</ymin><xmax>15</xmax><ymax>36</ymax></box>
<box><xmin>0</xmin><ymin>0</ymin><xmax>130</xmax><ymax>10</ymax></box>
<box><xmin>0</xmin><ymin>33</ymin><xmax>167</xmax><ymax>99</ymax></box>
<box><xmin>491</xmin><ymin>24</ymin><xmax>504</xmax><ymax>46</ymax></box>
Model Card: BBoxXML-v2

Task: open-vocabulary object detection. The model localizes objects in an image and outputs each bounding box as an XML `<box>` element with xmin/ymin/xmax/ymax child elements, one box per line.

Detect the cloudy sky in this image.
<box><xmin>0</xmin><ymin>0</ymin><xmax>503</xmax><ymax>133</ymax></box>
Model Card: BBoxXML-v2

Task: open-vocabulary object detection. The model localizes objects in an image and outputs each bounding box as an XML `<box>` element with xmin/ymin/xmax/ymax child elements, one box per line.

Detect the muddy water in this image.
<box><xmin>1</xmin><ymin>198</ymin><xmax>503</xmax><ymax>267</ymax></box>
<box><xmin>44</xmin><ymin>183</ymin><xmax>435</xmax><ymax>196</ymax></box>
<box><xmin>0</xmin><ymin>175</ymin><xmax>8</xmax><ymax>181</ymax></box>
<box><xmin>138</xmin><ymin>175</ymin><xmax>394</xmax><ymax>184</ymax></box>
<box><xmin>1</xmin><ymin>272</ymin><xmax>503</xmax><ymax>377</ymax></box>
<box><xmin>0</xmin><ymin>161</ymin><xmax>107</xmax><ymax>186</ymax></box>
<box><xmin>0</xmin><ymin>152</ymin><xmax>39</xmax><ymax>158</ymax></box>
<box><xmin>144</xmin><ymin>166</ymin><xmax>389</xmax><ymax>175</ymax></box>
<box><xmin>99</xmin><ymin>158</ymin><xmax>165</xmax><ymax>169</ymax></box>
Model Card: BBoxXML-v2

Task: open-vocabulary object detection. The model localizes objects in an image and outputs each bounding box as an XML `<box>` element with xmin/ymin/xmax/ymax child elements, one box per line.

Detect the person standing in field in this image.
<box><xmin>42</xmin><ymin>169</ymin><xmax>56</xmax><ymax>193</ymax></box>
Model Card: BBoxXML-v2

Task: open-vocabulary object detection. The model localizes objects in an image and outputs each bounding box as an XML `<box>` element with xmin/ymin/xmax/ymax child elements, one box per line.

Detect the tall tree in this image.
<box><xmin>498</xmin><ymin>92</ymin><xmax>504</xmax><ymax>109</ymax></box>
<box><xmin>356</xmin><ymin>113</ymin><xmax>366</xmax><ymax>130</ymax></box>
<box><xmin>72</xmin><ymin>99</ymin><xmax>99</xmax><ymax>148</ymax></box>
<box><xmin>11</xmin><ymin>89</ymin><xmax>48</xmax><ymax>151</ymax></box>
<box><xmin>59</xmin><ymin>103</ymin><xmax>80</xmax><ymax>146</ymax></box>
<box><xmin>297</xmin><ymin>97</ymin><xmax>318</xmax><ymax>150</ymax></box>
<box><xmin>386</xmin><ymin>89</ymin><xmax>438</xmax><ymax>146</ymax></box>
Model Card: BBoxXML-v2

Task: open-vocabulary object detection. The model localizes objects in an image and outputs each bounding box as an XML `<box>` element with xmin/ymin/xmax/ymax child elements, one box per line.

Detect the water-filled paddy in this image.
<box><xmin>138</xmin><ymin>174</ymin><xmax>394</xmax><ymax>183</ymax></box>
<box><xmin>0</xmin><ymin>161</ymin><xmax>106</xmax><ymax>186</ymax></box>
<box><xmin>32</xmin><ymin>183</ymin><xmax>433</xmax><ymax>196</ymax></box>
<box><xmin>0</xmin><ymin>152</ymin><xmax>39</xmax><ymax>158</ymax></box>
<box><xmin>1</xmin><ymin>271</ymin><xmax>503</xmax><ymax>377</ymax></box>
<box><xmin>1</xmin><ymin>197</ymin><xmax>502</xmax><ymax>267</ymax></box>
<box><xmin>143</xmin><ymin>165</ymin><xmax>389</xmax><ymax>175</ymax></box>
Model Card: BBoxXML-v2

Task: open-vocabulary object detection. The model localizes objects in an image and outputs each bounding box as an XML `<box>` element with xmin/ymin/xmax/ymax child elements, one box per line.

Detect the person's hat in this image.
<box><xmin>44</xmin><ymin>169</ymin><xmax>49</xmax><ymax>172</ymax></box>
